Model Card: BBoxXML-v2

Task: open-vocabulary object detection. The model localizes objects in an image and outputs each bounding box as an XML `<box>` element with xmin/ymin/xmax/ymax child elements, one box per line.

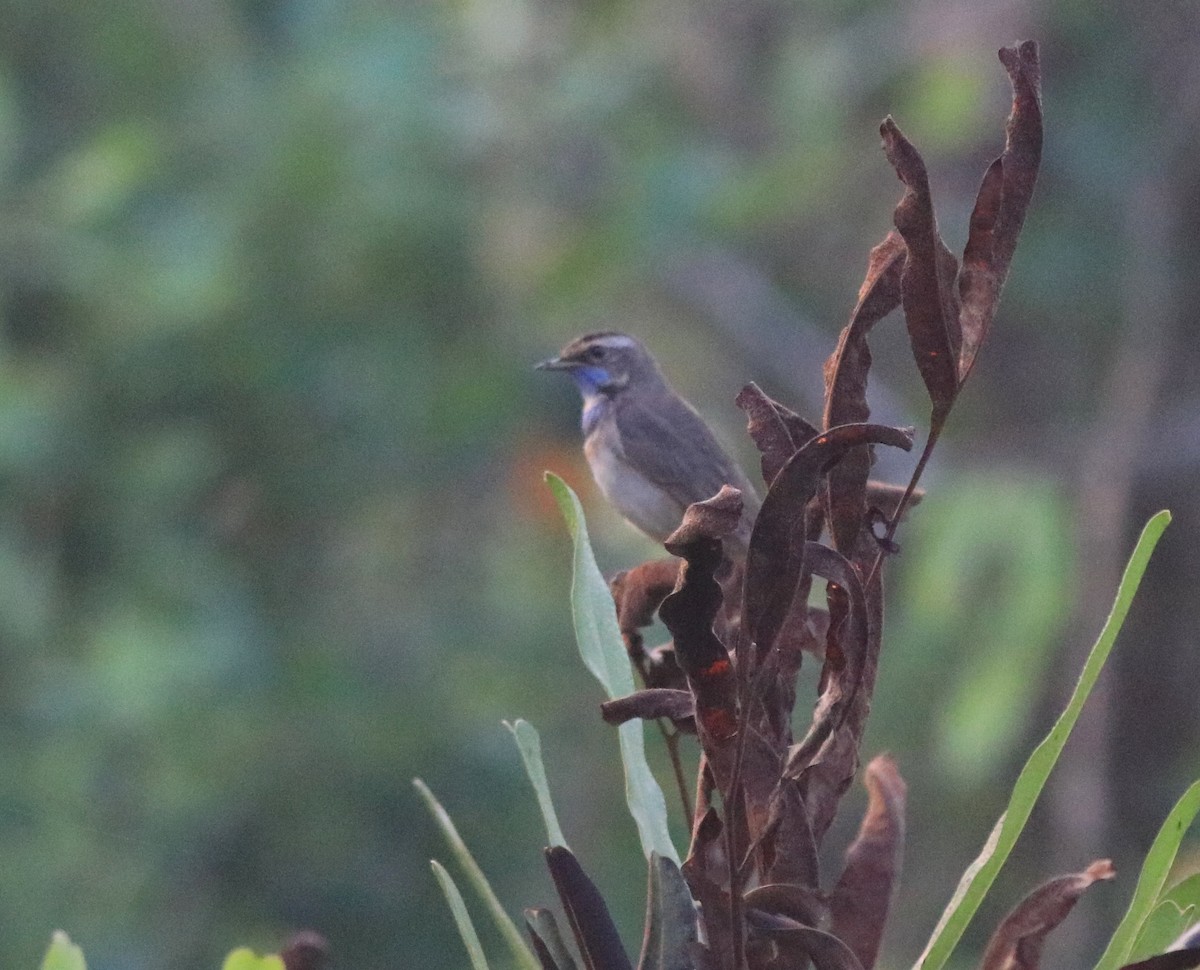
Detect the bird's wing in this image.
<box><xmin>613</xmin><ymin>391</ymin><xmax>761</xmax><ymax>513</ymax></box>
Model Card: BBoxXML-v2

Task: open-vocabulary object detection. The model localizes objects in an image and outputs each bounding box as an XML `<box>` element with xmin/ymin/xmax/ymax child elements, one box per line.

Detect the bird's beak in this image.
<box><xmin>535</xmin><ymin>356</ymin><xmax>572</xmax><ymax>371</ymax></box>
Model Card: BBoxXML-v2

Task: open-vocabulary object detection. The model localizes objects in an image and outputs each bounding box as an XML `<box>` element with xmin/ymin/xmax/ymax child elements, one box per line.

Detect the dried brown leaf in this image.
<box><xmin>979</xmin><ymin>859</ymin><xmax>1116</xmax><ymax>970</ymax></box>
<box><xmin>747</xmin><ymin>915</ymin><xmax>867</xmax><ymax>970</ymax></box>
<box><xmin>659</xmin><ymin>488</ymin><xmax>742</xmax><ymax>744</ymax></box>
<box><xmin>821</xmin><ymin>231</ymin><xmax>907</xmax><ymax>552</ymax></box>
<box><xmin>864</xmin><ymin>481</ymin><xmax>924</xmax><ymax>522</ymax></box>
<box><xmin>611</xmin><ymin>559</ymin><xmax>681</xmax><ymax>637</ymax></box>
<box><xmin>760</xmin><ymin>779</ymin><xmax>820</xmax><ymax>888</ymax></box>
<box><xmin>958</xmin><ymin>41</ymin><xmax>1044</xmax><ymax>384</ymax></box>
<box><xmin>881</xmin><ymin>117</ymin><xmax>961</xmax><ymax>421</ymax></box>
<box><xmin>744</xmin><ymin>883</ymin><xmax>826</xmax><ymax>929</ymax></box>
<box><xmin>737</xmin><ymin>383</ymin><xmax>819</xmax><ymax>486</ymax></box>
<box><xmin>757</xmin><ymin>604</ymin><xmax>829</xmax><ymax>748</ymax></box>
<box><xmin>636</xmin><ymin>642</ymin><xmax>686</xmax><ymax>692</ymax></box>
<box><xmin>665</xmin><ymin>486</ymin><xmax>745</xmax><ymax>550</ymax></box>
<box><xmin>600</xmin><ymin>689</ymin><xmax>694</xmax><ymax>726</ymax></box>
<box><xmin>785</xmin><ymin>543</ymin><xmax>869</xmax><ymax>777</ymax></box>
<box><xmin>742</xmin><ymin>729</ymin><xmax>788</xmax><ymax>845</ymax></box>
<box><xmin>828</xmin><ymin>756</ymin><xmax>908</xmax><ymax>970</ymax></box>
<box><xmin>684</xmin><ymin>809</ymin><xmax>733</xmax><ymax>970</ymax></box>
<box><xmin>743</xmin><ymin>424</ymin><xmax>913</xmax><ymax>661</ymax></box>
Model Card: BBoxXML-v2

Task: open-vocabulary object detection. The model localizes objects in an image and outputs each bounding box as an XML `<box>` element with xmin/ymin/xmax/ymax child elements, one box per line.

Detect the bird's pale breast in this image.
<box><xmin>584</xmin><ymin>422</ymin><xmax>687</xmax><ymax>542</ymax></box>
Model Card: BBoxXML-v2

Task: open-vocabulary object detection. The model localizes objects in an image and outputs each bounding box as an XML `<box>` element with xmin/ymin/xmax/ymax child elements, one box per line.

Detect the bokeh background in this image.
<box><xmin>1</xmin><ymin>1</ymin><xmax>1198</xmax><ymax>968</ymax></box>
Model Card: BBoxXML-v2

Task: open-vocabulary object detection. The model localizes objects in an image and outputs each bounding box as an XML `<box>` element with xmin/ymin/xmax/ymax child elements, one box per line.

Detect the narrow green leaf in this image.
<box><xmin>1129</xmin><ymin>901</ymin><xmax>1197</xmax><ymax>964</ymax></box>
<box><xmin>1095</xmin><ymin>780</ymin><xmax>1200</xmax><ymax>970</ymax></box>
<box><xmin>40</xmin><ymin>932</ymin><xmax>86</xmax><ymax>970</ymax></box>
<box><xmin>414</xmin><ymin>778</ymin><xmax>541</xmax><ymax>970</ymax></box>
<box><xmin>1163</xmin><ymin>874</ymin><xmax>1200</xmax><ymax>917</ymax></box>
<box><xmin>221</xmin><ymin>950</ymin><xmax>285</xmax><ymax>970</ymax></box>
<box><xmin>526</xmin><ymin>907</ymin><xmax>579</xmax><ymax>970</ymax></box>
<box><xmin>545</xmin><ymin>472</ymin><xmax>678</xmax><ymax>864</ymax></box>
<box><xmin>915</xmin><ymin>510</ymin><xmax>1171</xmax><ymax>970</ymax></box>
<box><xmin>638</xmin><ymin>852</ymin><xmax>698</xmax><ymax>970</ymax></box>
<box><xmin>432</xmin><ymin>860</ymin><xmax>492</xmax><ymax>970</ymax></box>
<box><xmin>505</xmin><ymin>719</ymin><xmax>568</xmax><ymax>848</ymax></box>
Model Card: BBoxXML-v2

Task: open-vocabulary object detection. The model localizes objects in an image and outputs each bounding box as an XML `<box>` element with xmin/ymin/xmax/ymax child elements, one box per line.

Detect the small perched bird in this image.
<box><xmin>538</xmin><ymin>332</ymin><xmax>761</xmax><ymax>554</ymax></box>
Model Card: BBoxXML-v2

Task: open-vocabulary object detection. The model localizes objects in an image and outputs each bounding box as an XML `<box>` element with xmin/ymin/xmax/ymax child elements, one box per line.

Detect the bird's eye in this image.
<box><xmin>586</xmin><ymin>346</ymin><xmax>606</xmax><ymax>362</ymax></box>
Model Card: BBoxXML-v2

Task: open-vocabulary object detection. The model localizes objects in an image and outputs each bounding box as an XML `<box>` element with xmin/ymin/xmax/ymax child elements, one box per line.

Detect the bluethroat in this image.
<box><xmin>537</xmin><ymin>332</ymin><xmax>760</xmax><ymax>555</ymax></box>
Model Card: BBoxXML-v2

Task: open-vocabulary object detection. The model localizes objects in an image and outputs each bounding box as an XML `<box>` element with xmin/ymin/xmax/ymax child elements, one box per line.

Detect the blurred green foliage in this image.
<box><xmin>1</xmin><ymin>1</ymin><xmax>1197</xmax><ymax>969</ymax></box>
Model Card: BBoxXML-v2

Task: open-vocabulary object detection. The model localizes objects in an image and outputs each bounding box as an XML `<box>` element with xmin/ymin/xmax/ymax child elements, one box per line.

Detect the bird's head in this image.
<box><xmin>535</xmin><ymin>332</ymin><xmax>662</xmax><ymax>397</ymax></box>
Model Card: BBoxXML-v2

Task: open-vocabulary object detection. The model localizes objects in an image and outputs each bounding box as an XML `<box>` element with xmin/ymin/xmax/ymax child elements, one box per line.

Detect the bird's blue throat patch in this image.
<box><xmin>566</xmin><ymin>365</ymin><xmax>611</xmax><ymax>395</ymax></box>
<box><xmin>564</xmin><ymin>365</ymin><xmax>613</xmax><ymax>435</ymax></box>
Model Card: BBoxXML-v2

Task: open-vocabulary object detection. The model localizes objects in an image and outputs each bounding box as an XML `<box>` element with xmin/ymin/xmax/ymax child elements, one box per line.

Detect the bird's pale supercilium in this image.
<box><xmin>537</xmin><ymin>332</ymin><xmax>760</xmax><ymax>555</ymax></box>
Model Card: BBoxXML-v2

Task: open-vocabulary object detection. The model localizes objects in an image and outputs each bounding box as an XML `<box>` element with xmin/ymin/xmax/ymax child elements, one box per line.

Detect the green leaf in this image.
<box><xmin>432</xmin><ymin>860</ymin><xmax>492</xmax><ymax>970</ymax></box>
<box><xmin>545</xmin><ymin>472</ymin><xmax>678</xmax><ymax>864</ymax></box>
<box><xmin>505</xmin><ymin>719</ymin><xmax>568</xmax><ymax>848</ymax></box>
<box><xmin>1095</xmin><ymin>781</ymin><xmax>1200</xmax><ymax>970</ymax></box>
<box><xmin>638</xmin><ymin>852</ymin><xmax>698</xmax><ymax>970</ymax></box>
<box><xmin>1128</xmin><ymin>901</ymin><xmax>1197</xmax><ymax>964</ymax></box>
<box><xmin>914</xmin><ymin>510</ymin><xmax>1171</xmax><ymax>970</ymax></box>
<box><xmin>414</xmin><ymin>779</ymin><xmax>541</xmax><ymax>970</ymax></box>
<box><xmin>40</xmin><ymin>932</ymin><xmax>86</xmax><ymax>970</ymax></box>
<box><xmin>525</xmin><ymin>907</ymin><xmax>579</xmax><ymax>970</ymax></box>
<box><xmin>1163</xmin><ymin>874</ymin><xmax>1200</xmax><ymax>916</ymax></box>
<box><xmin>220</xmin><ymin>949</ymin><xmax>285</xmax><ymax>970</ymax></box>
<box><xmin>544</xmin><ymin>472</ymin><xmax>638</xmax><ymax>696</ymax></box>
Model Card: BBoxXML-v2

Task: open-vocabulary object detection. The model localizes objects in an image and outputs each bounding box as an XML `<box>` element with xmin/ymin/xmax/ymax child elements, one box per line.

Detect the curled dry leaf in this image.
<box><xmin>611</xmin><ymin>559</ymin><xmax>682</xmax><ymax>644</ymax></box>
<box><xmin>880</xmin><ymin>117</ymin><xmax>962</xmax><ymax>422</ymax></box>
<box><xmin>864</xmin><ymin>480</ymin><xmax>924</xmax><ymax>522</ymax></box>
<box><xmin>958</xmin><ymin>41</ymin><xmax>1043</xmax><ymax>384</ymax></box>
<box><xmin>979</xmin><ymin>859</ymin><xmax>1116</xmax><ymax>970</ymax></box>
<box><xmin>786</xmin><ymin>543</ymin><xmax>869</xmax><ymax>776</ymax></box>
<box><xmin>745</xmin><ymin>912</ymin><xmax>868</xmax><ymax>970</ymax></box>
<box><xmin>660</xmin><ymin>487</ymin><xmax>743</xmax><ymax>743</ymax></box>
<box><xmin>601</xmin><ymin>689</ymin><xmax>694</xmax><ymax>727</ymax></box>
<box><xmin>759</xmin><ymin>779</ymin><xmax>820</xmax><ymax>888</ymax></box>
<box><xmin>744</xmin><ymin>882</ymin><xmax>826</xmax><ymax>929</ymax></box>
<box><xmin>610</xmin><ymin>558</ymin><xmax>687</xmax><ymax>689</ymax></box>
<box><xmin>638</xmin><ymin>643</ymin><xmax>686</xmax><ymax>692</ymax></box>
<box><xmin>743</xmin><ymin>423</ymin><xmax>914</xmax><ymax>662</ymax></box>
<box><xmin>821</xmin><ymin>231</ymin><xmax>906</xmax><ymax>553</ymax></box>
<box><xmin>736</xmin><ymin>383</ymin><xmax>819</xmax><ymax>487</ymax></box>
<box><xmin>665</xmin><ymin>486</ymin><xmax>745</xmax><ymax>550</ymax></box>
<box><xmin>723</xmin><ymin>726</ymin><xmax>787</xmax><ymax>850</ymax></box>
<box><xmin>796</xmin><ymin>725</ymin><xmax>861</xmax><ymax>846</ymax></box>
<box><xmin>828</xmin><ymin>756</ymin><xmax>908</xmax><ymax>970</ymax></box>
<box><xmin>758</xmin><ymin>604</ymin><xmax>830</xmax><ymax>748</ymax></box>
